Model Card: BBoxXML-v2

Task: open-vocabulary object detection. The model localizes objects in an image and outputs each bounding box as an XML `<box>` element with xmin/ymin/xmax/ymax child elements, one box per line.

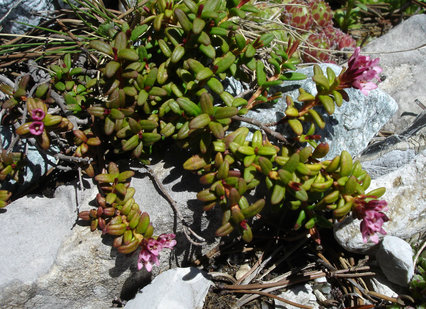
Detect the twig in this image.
<box><xmin>239</xmin><ymin>239</ymin><xmax>311</xmax><ymax>285</ymax></box>
<box><xmin>77</xmin><ymin>68</ymin><xmax>99</xmax><ymax>76</ymax></box>
<box><xmin>237</xmin><ymin>250</ymin><xmax>266</xmax><ymax>285</ymax></box>
<box><xmin>143</xmin><ymin>165</ymin><xmax>206</xmax><ymax>246</ymax></box>
<box><xmin>317</xmin><ymin>252</ymin><xmax>376</xmax><ymax>304</ymax></box>
<box><xmin>235</xmin><ymin>88</ymin><xmax>255</xmax><ymax>99</ymax></box>
<box><xmin>225</xmin><ymin>270</ymin><xmax>325</xmax><ymax>307</ymax></box>
<box><xmin>259</xmin><ymin>233</ymin><xmax>310</xmax><ymax>281</ymax></box>
<box><xmin>6</xmin><ymin>134</ymin><xmax>20</xmax><ymax>154</ymax></box>
<box><xmin>228</xmin><ymin>289</ymin><xmax>314</xmax><ymax>309</ymax></box>
<box><xmin>55</xmin><ymin>153</ymin><xmax>92</xmax><ymax>164</ymax></box>
<box><xmin>362</xmin><ymin>43</ymin><xmax>426</xmax><ymax>55</ymax></box>
<box><xmin>192</xmin><ymin>240</ymin><xmax>248</xmax><ymax>266</ymax></box>
<box><xmin>366</xmin><ymin>290</ymin><xmax>403</xmax><ymax>304</ymax></box>
<box><xmin>222</xmin><ymin>270</ymin><xmax>325</xmax><ymax>290</ymax></box>
<box><xmin>317</xmin><ymin>252</ymin><xmax>334</xmax><ymax>269</ymax></box>
<box><xmin>114</xmin><ymin>0</ymin><xmax>150</xmax><ymax>20</ymax></box>
<box><xmin>53</xmin><ymin>18</ymin><xmax>84</xmax><ymax>25</ymax></box>
<box><xmin>0</xmin><ymin>110</ymin><xmax>5</xmax><ymax>140</ymax></box>
<box><xmin>342</xmin><ymin>292</ymin><xmax>365</xmax><ymax>301</ymax></box>
<box><xmin>413</xmin><ymin>239</ymin><xmax>426</xmax><ymax>267</ymax></box>
<box><xmin>332</xmin><ymin>265</ymin><xmax>371</xmax><ymax>274</ymax></box>
<box><xmin>348</xmin><ymin>278</ymin><xmax>395</xmax><ymax>304</ymax></box>
<box><xmin>28</xmin><ymin>78</ymin><xmax>51</xmax><ymax>97</ymax></box>
<box><xmin>332</xmin><ymin>272</ymin><xmax>376</xmax><ymax>278</ymax></box>
<box><xmin>232</xmin><ymin>115</ymin><xmax>291</xmax><ymax>144</ymax></box>
<box><xmin>0</xmin><ymin>74</ymin><xmax>14</xmax><ymax>87</ymax></box>
<box><xmin>192</xmin><ymin>244</ymin><xmax>220</xmax><ymax>266</ymax></box>
<box><xmin>237</xmin><ymin>266</ymin><xmax>315</xmax><ymax>307</ymax></box>
<box><xmin>0</xmin><ymin>33</ymin><xmax>66</xmax><ymax>41</ymax></box>
<box><xmin>55</xmin><ymin>165</ymin><xmax>73</xmax><ymax>171</ymax></box>
<box><xmin>0</xmin><ymin>0</ymin><xmax>25</xmax><ymax>25</ymax></box>
<box><xmin>46</xmin><ymin>84</ymin><xmax>87</xmax><ymax>127</ymax></box>
<box><xmin>7</xmin><ymin>101</ymin><xmax>27</xmax><ymax>153</ymax></box>
<box><xmin>49</xmin><ymin>90</ymin><xmax>71</xmax><ymax>114</ymax></box>
<box><xmin>56</xmin><ymin>19</ymin><xmax>98</xmax><ymax>65</ymax></box>
<box><xmin>77</xmin><ymin>166</ymin><xmax>83</xmax><ymax>191</ymax></box>
<box><xmin>208</xmin><ymin>272</ymin><xmax>237</xmax><ymax>284</ymax></box>
<box><xmin>0</xmin><ymin>52</ymin><xmax>46</xmax><ymax>60</ymax></box>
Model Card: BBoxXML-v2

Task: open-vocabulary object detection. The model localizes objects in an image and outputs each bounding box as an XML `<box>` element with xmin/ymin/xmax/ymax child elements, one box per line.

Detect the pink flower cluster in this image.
<box><xmin>137</xmin><ymin>233</ymin><xmax>176</xmax><ymax>272</ymax></box>
<box><xmin>29</xmin><ymin>108</ymin><xmax>45</xmax><ymax>136</ymax></box>
<box><xmin>339</xmin><ymin>47</ymin><xmax>382</xmax><ymax>95</ymax></box>
<box><xmin>353</xmin><ymin>197</ymin><xmax>389</xmax><ymax>244</ymax></box>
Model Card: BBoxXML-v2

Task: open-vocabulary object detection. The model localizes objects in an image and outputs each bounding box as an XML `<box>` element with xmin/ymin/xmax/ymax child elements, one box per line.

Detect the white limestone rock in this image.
<box><xmin>0</xmin><ymin>185</ymin><xmax>80</xmax><ymax>288</ymax></box>
<box><xmin>363</xmin><ymin>14</ymin><xmax>426</xmax><ymax>134</ymax></box>
<box><xmin>376</xmin><ymin>236</ymin><xmax>414</xmax><ymax>287</ymax></box>
<box><xmin>124</xmin><ymin>267</ymin><xmax>212</xmax><ymax>309</ymax></box>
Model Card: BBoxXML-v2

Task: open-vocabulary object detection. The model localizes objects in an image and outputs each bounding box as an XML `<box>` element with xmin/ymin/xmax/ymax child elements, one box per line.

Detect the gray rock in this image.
<box><xmin>0</xmin><ymin>0</ymin><xmax>55</xmax><ymax>34</ymax></box>
<box><xmin>125</xmin><ymin>267</ymin><xmax>212</xmax><ymax>309</ymax></box>
<box><xmin>275</xmin><ymin>283</ymin><xmax>318</xmax><ymax>309</ymax></box>
<box><xmin>22</xmin><ymin>220</ymin><xmax>147</xmax><ymax>309</ymax></box>
<box><xmin>366</xmin><ymin>151</ymin><xmax>426</xmax><ymax>243</ymax></box>
<box><xmin>376</xmin><ymin>236</ymin><xmax>414</xmax><ymax>286</ymax></box>
<box><xmin>0</xmin><ymin>182</ymin><xmax>156</xmax><ymax>308</ymax></box>
<box><xmin>363</xmin><ymin>14</ymin><xmax>426</xmax><ymax>134</ymax></box>
<box><xmin>227</xmin><ymin>64</ymin><xmax>398</xmax><ymax>159</ymax></box>
<box><xmin>359</xmin><ymin>107</ymin><xmax>426</xmax><ymax>179</ymax></box>
<box><xmin>333</xmin><ymin>216</ymin><xmax>369</xmax><ymax>253</ymax></box>
<box><xmin>361</xmin><ymin>148</ymin><xmax>417</xmax><ymax>179</ymax></box>
<box><xmin>334</xmin><ymin>150</ymin><xmax>426</xmax><ymax>253</ymax></box>
<box><xmin>0</xmin><ymin>185</ymin><xmax>78</xmax><ymax>287</ymax></box>
<box><xmin>0</xmin><ymin>151</ymin><xmax>220</xmax><ymax>308</ymax></box>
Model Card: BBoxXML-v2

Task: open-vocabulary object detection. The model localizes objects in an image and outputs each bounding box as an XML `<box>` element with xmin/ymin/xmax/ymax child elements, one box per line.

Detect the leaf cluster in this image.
<box><xmin>0</xmin><ymin>0</ymin><xmax>387</xmax><ymax>249</ymax></box>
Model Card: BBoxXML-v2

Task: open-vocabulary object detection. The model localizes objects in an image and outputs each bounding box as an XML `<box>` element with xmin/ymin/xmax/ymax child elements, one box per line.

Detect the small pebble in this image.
<box><xmin>235</xmin><ymin>263</ymin><xmax>251</xmax><ymax>280</ymax></box>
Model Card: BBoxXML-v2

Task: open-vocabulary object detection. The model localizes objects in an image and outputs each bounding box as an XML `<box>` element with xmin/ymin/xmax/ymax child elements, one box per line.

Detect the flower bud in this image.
<box><xmin>312</xmin><ymin>142</ymin><xmax>329</xmax><ymax>159</ymax></box>
<box><xmin>98</xmin><ymin>217</ymin><xmax>106</xmax><ymax>230</ymax></box>
<box><xmin>78</xmin><ymin>210</ymin><xmax>91</xmax><ymax>221</ymax></box>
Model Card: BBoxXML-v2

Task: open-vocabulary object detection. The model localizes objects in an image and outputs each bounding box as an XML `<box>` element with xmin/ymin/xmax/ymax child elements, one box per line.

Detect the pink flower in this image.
<box><xmin>338</xmin><ymin>47</ymin><xmax>382</xmax><ymax>95</ymax></box>
<box><xmin>146</xmin><ymin>238</ymin><xmax>162</xmax><ymax>255</ymax></box>
<box><xmin>353</xmin><ymin>196</ymin><xmax>388</xmax><ymax>219</ymax></box>
<box><xmin>360</xmin><ymin>210</ymin><xmax>389</xmax><ymax>244</ymax></box>
<box><xmin>29</xmin><ymin>121</ymin><xmax>44</xmax><ymax>136</ymax></box>
<box><xmin>137</xmin><ymin>233</ymin><xmax>176</xmax><ymax>272</ymax></box>
<box><xmin>353</xmin><ymin>80</ymin><xmax>378</xmax><ymax>95</ymax></box>
<box><xmin>352</xmin><ymin>196</ymin><xmax>389</xmax><ymax>243</ymax></box>
<box><xmin>157</xmin><ymin>233</ymin><xmax>177</xmax><ymax>249</ymax></box>
<box><xmin>137</xmin><ymin>247</ymin><xmax>159</xmax><ymax>272</ymax></box>
<box><xmin>31</xmin><ymin>108</ymin><xmax>45</xmax><ymax>121</ymax></box>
